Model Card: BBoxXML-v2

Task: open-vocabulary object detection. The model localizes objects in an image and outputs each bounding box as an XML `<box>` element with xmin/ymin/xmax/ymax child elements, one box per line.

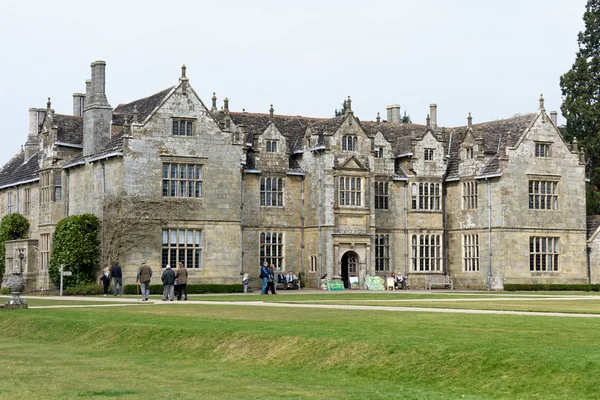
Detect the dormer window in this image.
<box><xmin>266</xmin><ymin>140</ymin><xmax>278</xmax><ymax>153</ymax></box>
<box><xmin>374</xmin><ymin>147</ymin><xmax>384</xmax><ymax>158</ymax></box>
<box><xmin>535</xmin><ymin>143</ymin><xmax>551</xmax><ymax>157</ymax></box>
<box><xmin>342</xmin><ymin>135</ymin><xmax>357</xmax><ymax>151</ymax></box>
<box><xmin>172</xmin><ymin>119</ymin><xmax>194</xmax><ymax>136</ymax></box>
<box><xmin>466</xmin><ymin>147</ymin><xmax>474</xmax><ymax>159</ymax></box>
<box><xmin>424</xmin><ymin>148</ymin><xmax>434</xmax><ymax>161</ymax></box>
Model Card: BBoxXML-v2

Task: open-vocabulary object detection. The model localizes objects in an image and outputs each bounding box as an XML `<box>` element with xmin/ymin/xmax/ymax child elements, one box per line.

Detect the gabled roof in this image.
<box><xmin>362</xmin><ymin>121</ymin><xmax>429</xmax><ymax>155</ymax></box>
<box><xmin>53</xmin><ymin>114</ymin><xmax>83</xmax><ymax>145</ymax></box>
<box><xmin>0</xmin><ymin>152</ymin><xmax>39</xmax><ymax>189</ymax></box>
<box><xmin>113</xmin><ymin>87</ymin><xmax>174</xmax><ymax>125</ymax></box>
<box><xmin>445</xmin><ymin>113</ymin><xmax>537</xmax><ymax>180</ymax></box>
<box><xmin>587</xmin><ymin>215</ymin><xmax>600</xmax><ymax>240</ymax></box>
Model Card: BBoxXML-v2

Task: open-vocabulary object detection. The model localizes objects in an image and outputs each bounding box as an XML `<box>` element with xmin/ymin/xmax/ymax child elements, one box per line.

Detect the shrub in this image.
<box><xmin>63</xmin><ymin>283</ymin><xmax>106</xmax><ymax>296</ymax></box>
<box><xmin>504</xmin><ymin>283</ymin><xmax>599</xmax><ymax>292</ymax></box>
<box><xmin>123</xmin><ymin>284</ymin><xmax>243</xmax><ymax>295</ymax></box>
<box><xmin>49</xmin><ymin>214</ymin><xmax>100</xmax><ymax>288</ymax></box>
<box><xmin>0</xmin><ymin>213</ymin><xmax>29</xmax><ymax>278</ymax></box>
<box><xmin>1</xmin><ymin>287</ymin><xmax>10</xmax><ymax>295</ymax></box>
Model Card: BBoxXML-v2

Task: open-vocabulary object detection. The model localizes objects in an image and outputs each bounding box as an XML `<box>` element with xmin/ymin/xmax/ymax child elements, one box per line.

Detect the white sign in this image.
<box><xmin>62</xmin><ymin>271</ymin><xmax>72</xmax><ymax>276</ymax></box>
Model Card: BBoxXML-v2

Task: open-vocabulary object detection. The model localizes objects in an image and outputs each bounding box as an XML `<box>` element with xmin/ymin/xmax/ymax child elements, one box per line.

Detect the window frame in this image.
<box><xmin>375</xmin><ymin>181</ymin><xmax>389</xmax><ymax>210</ymax></box>
<box><xmin>339</xmin><ymin>176</ymin><xmax>362</xmax><ymax>207</ymax></box>
<box><xmin>375</xmin><ymin>234</ymin><xmax>390</xmax><ymax>272</ymax></box>
<box><xmin>411</xmin><ymin>182</ymin><xmax>440</xmax><ymax>211</ymax></box>
<box><xmin>266</xmin><ymin>140</ymin><xmax>278</xmax><ymax>153</ymax></box>
<box><xmin>463</xmin><ymin>234</ymin><xmax>480</xmax><ymax>272</ymax></box>
<box><xmin>260</xmin><ymin>177</ymin><xmax>284</xmax><ymax>207</ymax></box>
<box><xmin>529</xmin><ymin>236</ymin><xmax>559</xmax><ymax>272</ymax></box>
<box><xmin>462</xmin><ymin>181</ymin><xmax>478</xmax><ymax>210</ymax></box>
<box><xmin>161</xmin><ymin>228</ymin><xmax>202</xmax><ymax>269</ymax></box>
<box><xmin>162</xmin><ymin>162</ymin><xmax>203</xmax><ymax>199</ymax></box>
<box><xmin>260</xmin><ymin>232</ymin><xmax>284</xmax><ymax>271</ymax></box>
<box><xmin>424</xmin><ymin>148</ymin><xmax>434</xmax><ymax>161</ymax></box>
<box><xmin>528</xmin><ymin>180</ymin><xmax>558</xmax><ymax>210</ymax></box>
<box><xmin>342</xmin><ymin>135</ymin><xmax>358</xmax><ymax>152</ymax></box>
<box><xmin>411</xmin><ymin>234</ymin><xmax>442</xmax><ymax>272</ymax></box>
<box><xmin>172</xmin><ymin>119</ymin><xmax>195</xmax><ymax>136</ymax></box>
<box><xmin>534</xmin><ymin>142</ymin><xmax>551</xmax><ymax>158</ymax></box>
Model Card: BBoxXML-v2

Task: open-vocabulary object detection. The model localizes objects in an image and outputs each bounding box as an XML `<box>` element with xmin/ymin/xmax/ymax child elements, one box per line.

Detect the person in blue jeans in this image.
<box><xmin>110</xmin><ymin>263</ymin><xmax>123</xmax><ymax>296</ymax></box>
<box><xmin>260</xmin><ymin>261</ymin><xmax>269</xmax><ymax>294</ymax></box>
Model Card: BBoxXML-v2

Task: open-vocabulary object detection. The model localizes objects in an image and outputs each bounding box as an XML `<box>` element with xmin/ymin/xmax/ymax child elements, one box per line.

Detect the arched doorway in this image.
<box><xmin>341</xmin><ymin>251</ymin><xmax>359</xmax><ymax>288</ymax></box>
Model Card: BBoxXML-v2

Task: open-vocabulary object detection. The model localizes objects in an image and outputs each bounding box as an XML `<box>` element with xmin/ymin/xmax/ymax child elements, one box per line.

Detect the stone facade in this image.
<box><xmin>0</xmin><ymin>61</ymin><xmax>595</xmax><ymax>290</ymax></box>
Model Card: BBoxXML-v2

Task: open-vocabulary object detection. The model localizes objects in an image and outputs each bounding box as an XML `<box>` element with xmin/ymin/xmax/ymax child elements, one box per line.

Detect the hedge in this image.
<box><xmin>123</xmin><ymin>284</ymin><xmax>244</xmax><ymax>295</ymax></box>
<box><xmin>504</xmin><ymin>283</ymin><xmax>600</xmax><ymax>292</ymax></box>
<box><xmin>0</xmin><ymin>213</ymin><xmax>29</xmax><ymax>278</ymax></box>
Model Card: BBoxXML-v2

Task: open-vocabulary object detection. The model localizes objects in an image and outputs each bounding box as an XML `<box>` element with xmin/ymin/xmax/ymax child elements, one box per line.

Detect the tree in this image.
<box><xmin>401</xmin><ymin>111</ymin><xmax>412</xmax><ymax>124</ymax></box>
<box><xmin>0</xmin><ymin>213</ymin><xmax>29</xmax><ymax>278</ymax></box>
<box><xmin>102</xmin><ymin>195</ymin><xmax>184</xmax><ymax>265</ymax></box>
<box><xmin>560</xmin><ymin>0</ymin><xmax>600</xmax><ymax>214</ymax></box>
<box><xmin>49</xmin><ymin>214</ymin><xmax>100</xmax><ymax>287</ymax></box>
<box><xmin>334</xmin><ymin>100</ymin><xmax>348</xmax><ymax>117</ymax></box>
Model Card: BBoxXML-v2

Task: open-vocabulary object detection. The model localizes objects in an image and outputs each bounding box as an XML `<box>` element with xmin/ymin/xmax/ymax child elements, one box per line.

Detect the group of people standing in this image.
<box><xmin>159</xmin><ymin>262</ymin><xmax>188</xmax><ymax>301</ymax></box>
<box><xmin>258</xmin><ymin>261</ymin><xmax>299</xmax><ymax>295</ymax></box>
<box><xmin>99</xmin><ymin>261</ymin><xmax>188</xmax><ymax>301</ymax></box>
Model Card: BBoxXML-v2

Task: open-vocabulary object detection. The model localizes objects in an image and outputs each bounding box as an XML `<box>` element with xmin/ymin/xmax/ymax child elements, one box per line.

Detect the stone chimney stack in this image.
<box><xmin>550</xmin><ymin>111</ymin><xmax>558</xmax><ymax>126</ymax></box>
<box><xmin>24</xmin><ymin>108</ymin><xmax>42</xmax><ymax>160</ymax></box>
<box><xmin>429</xmin><ymin>104</ymin><xmax>438</xmax><ymax>129</ymax></box>
<box><xmin>73</xmin><ymin>93</ymin><xmax>85</xmax><ymax>117</ymax></box>
<box><xmin>386</xmin><ymin>105</ymin><xmax>401</xmax><ymax>123</ymax></box>
<box><xmin>83</xmin><ymin>60</ymin><xmax>113</xmax><ymax>157</ymax></box>
<box><xmin>85</xmin><ymin>80</ymin><xmax>92</xmax><ymax>108</ymax></box>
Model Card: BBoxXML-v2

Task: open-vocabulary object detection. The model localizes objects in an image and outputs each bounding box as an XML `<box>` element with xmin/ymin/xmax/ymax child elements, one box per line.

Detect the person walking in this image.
<box><xmin>259</xmin><ymin>261</ymin><xmax>269</xmax><ymax>295</ymax></box>
<box><xmin>136</xmin><ymin>261</ymin><xmax>153</xmax><ymax>301</ymax></box>
<box><xmin>110</xmin><ymin>262</ymin><xmax>123</xmax><ymax>296</ymax></box>
<box><xmin>266</xmin><ymin>263</ymin><xmax>277</xmax><ymax>295</ymax></box>
<box><xmin>242</xmin><ymin>273</ymin><xmax>249</xmax><ymax>293</ymax></box>
<box><xmin>161</xmin><ymin>264</ymin><xmax>176</xmax><ymax>301</ymax></box>
<box><xmin>175</xmin><ymin>262</ymin><xmax>188</xmax><ymax>301</ymax></box>
<box><xmin>100</xmin><ymin>266</ymin><xmax>111</xmax><ymax>296</ymax></box>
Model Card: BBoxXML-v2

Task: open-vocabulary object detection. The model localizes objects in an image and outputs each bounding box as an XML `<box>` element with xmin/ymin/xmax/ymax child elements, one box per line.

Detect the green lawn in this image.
<box><xmin>0</xmin><ymin>296</ymin><xmax>139</xmax><ymax>307</ymax></box>
<box><xmin>1</xmin><ymin>300</ymin><xmax>600</xmax><ymax>399</ymax></box>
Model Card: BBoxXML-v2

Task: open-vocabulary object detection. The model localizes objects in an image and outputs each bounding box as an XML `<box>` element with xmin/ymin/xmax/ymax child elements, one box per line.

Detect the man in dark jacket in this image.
<box><xmin>161</xmin><ymin>264</ymin><xmax>176</xmax><ymax>301</ymax></box>
<box><xmin>259</xmin><ymin>261</ymin><xmax>269</xmax><ymax>295</ymax></box>
<box><xmin>175</xmin><ymin>262</ymin><xmax>188</xmax><ymax>301</ymax></box>
<box><xmin>136</xmin><ymin>261</ymin><xmax>152</xmax><ymax>301</ymax></box>
<box><xmin>110</xmin><ymin>263</ymin><xmax>123</xmax><ymax>296</ymax></box>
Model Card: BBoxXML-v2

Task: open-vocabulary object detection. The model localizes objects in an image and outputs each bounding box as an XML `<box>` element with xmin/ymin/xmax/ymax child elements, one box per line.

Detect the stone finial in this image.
<box><xmin>269</xmin><ymin>104</ymin><xmax>274</xmax><ymax>119</ymax></box>
<box><xmin>467</xmin><ymin>112</ymin><xmax>472</xmax><ymax>127</ymax></box>
<box><xmin>539</xmin><ymin>94</ymin><xmax>544</xmax><ymax>110</ymax></box>
<box><xmin>376</xmin><ymin>112</ymin><xmax>381</xmax><ymax>124</ymax></box>
<box><xmin>224</xmin><ymin>97</ymin><xmax>229</xmax><ymax>112</ymax></box>
<box><xmin>580</xmin><ymin>147</ymin><xmax>586</xmax><ymax>164</ymax></box>
<box><xmin>211</xmin><ymin>92</ymin><xmax>217</xmax><ymax>112</ymax></box>
<box><xmin>346</xmin><ymin>96</ymin><xmax>352</xmax><ymax>112</ymax></box>
<box><xmin>283</xmin><ymin>119</ymin><xmax>288</xmax><ymax>135</ymax></box>
<box><xmin>426</xmin><ymin>114</ymin><xmax>431</xmax><ymax>127</ymax></box>
<box><xmin>47</xmin><ymin>97</ymin><xmax>51</xmax><ymax>110</ymax></box>
<box><xmin>132</xmin><ymin>105</ymin><xmax>139</xmax><ymax>124</ymax></box>
<box><xmin>506</xmin><ymin>131</ymin><xmax>512</xmax><ymax>147</ymax></box>
<box><xmin>181</xmin><ymin>64</ymin><xmax>187</xmax><ymax>79</ymax></box>
<box><xmin>573</xmin><ymin>137</ymin><xmax>579</xmax><ymax>152</ymax></box>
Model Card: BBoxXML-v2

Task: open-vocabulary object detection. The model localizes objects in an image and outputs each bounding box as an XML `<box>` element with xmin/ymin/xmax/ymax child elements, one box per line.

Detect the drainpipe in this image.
<box><xmin>587</xmin><ymin>245</ymin><xmax>592</xmax><ymax>284</ymax></box>
<box><xmin>317</xmin><ymin>151</ymin><xmax>323</xmax><ymax>288</ymax></box>
<box><xmin>301</xmin><ymin>175</ymin><xmax>305</xmax><ymax>289</ymax></box>
<box><xmin>65</xmin><ymin>169</ymin><xmax>70</xmax><ymax>217</ymax></box>
<box><xmin>487</xmin><ymin>178</ymin><xmax>492</xmax><ymax>290</ymax></box>
<box><xmin>101</xmin><ymin>160</ymin><xmax>106</xmax><ymax>267</ymax></box>
<box><xmin>443</xmin><ymin>183</ymin><xmax>448</xmax><ymax>275</ymax></box>
<box><xmin>240</xmin><ymin>168</ymin><xmax>245</xmax><ymax>275</ymax></box>
<box><xmin>404</xmin><ymin>181</ymin><xmax>409</xmax><ymax>276</ymax></box>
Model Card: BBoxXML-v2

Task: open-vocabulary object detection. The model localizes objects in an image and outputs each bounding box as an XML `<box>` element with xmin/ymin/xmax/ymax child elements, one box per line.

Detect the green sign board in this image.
<box><xmin>326</xmin><ymin>280</ymin><xmax>345</xmax><ymax>291</ymax></box>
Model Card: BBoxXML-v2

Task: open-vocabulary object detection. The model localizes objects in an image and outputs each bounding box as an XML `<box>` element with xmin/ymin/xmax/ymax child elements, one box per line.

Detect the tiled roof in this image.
<box><xmin>113</xmin><ymin>87</ymin><xmax>174</xmax><ymax>125</ymax></box>
<box><xmin>445</xmin><ymin>113</ymin><xmax>537</xmax><ymax>179</ymax></box>
<box><xmin>587</xmin><ymin>215</ymin><xmax>600</xmax><ymax>239</ymax></box>
<box><xmin>0</xmin><ymin>152</ymin><xmax>39</xmax><ymax>188</ymax></box>
<box><xmin>53</xmin><ymin>114</ymin><xmax>83</xmax><ymax>145</ymax></box>
<box><xmin>363</xmin><ymin>121</ymin><xmax>429</xmax><ymax>155</ymax></box>
<box><xmin>229</xmin><ymin>112</ymin><xmax>319</xmax><ymax>154</ymax></box>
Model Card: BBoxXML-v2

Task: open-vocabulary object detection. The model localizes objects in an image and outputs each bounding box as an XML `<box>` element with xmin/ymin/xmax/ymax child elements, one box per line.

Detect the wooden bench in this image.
<box><xmin>424</xmin><ymin>275</ymin><xmax>453</xmax><ymax>290</ymax></box>
<box><xmin>276</xmin><ymin>280</ymin><xmax>300</xmax><ymax>291</ymax></box>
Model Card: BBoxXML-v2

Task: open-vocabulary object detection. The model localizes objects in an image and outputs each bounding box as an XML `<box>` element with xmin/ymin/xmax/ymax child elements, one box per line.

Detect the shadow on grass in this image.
<box><xmin>76</xmin><ymin>389</ymin><xmax>137</xmax><ymax>397</ymax></box>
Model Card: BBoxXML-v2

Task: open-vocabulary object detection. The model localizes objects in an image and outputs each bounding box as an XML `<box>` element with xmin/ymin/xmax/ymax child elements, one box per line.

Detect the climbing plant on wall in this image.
<box><xmin>49</xmin><ymin>214</ymin><xmax>100</xmax><ymax>287</ymax></box>
<box><xmin>0</xmin><ymin>213</ymin><xmax>30</xmax><ymax>279</ymax></box>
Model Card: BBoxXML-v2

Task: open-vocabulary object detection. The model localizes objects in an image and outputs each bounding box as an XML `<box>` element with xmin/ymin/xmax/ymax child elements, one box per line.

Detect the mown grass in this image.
<box><xmin>1</xmin><ymin>303</ymin><xmax>600</xmax><ymax>399</ymax></box>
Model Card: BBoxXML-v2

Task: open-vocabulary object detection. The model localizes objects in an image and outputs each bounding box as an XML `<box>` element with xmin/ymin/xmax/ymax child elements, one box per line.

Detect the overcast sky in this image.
<box><xmin>0</xmin><ymin>0</ymin><xmax>588</xmax><ymax>167</ymax></box>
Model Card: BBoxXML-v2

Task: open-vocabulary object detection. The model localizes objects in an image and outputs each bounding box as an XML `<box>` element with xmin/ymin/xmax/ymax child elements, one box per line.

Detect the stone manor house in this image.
<box><xmin>1</xmin><ymin>60</ymin><xmax>598</xmax><ymax>291</ymax></box>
